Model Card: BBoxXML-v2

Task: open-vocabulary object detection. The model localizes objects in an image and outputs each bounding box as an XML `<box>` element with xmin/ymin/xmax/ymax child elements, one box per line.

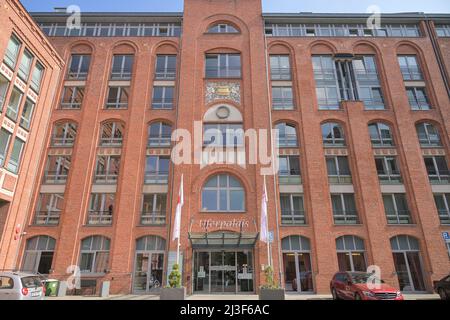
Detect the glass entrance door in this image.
<box><xmin>393</xmin><ymin>252</ymin><xmax>426</xmax><ymax>292</ymax></box>
<box><xmin>133</xmin><ymin>252</ymin><xmax>164</xmax><ymax>293</ymax></box>
<box><xmin>194</xmin><ymin>250</ymin><xmax>254</xmax><ymax>294</ymax></box>
<box><xmin>283</xmin><ymin>252</ymin><xmax>314</xmax><ymax>292</ymax></box>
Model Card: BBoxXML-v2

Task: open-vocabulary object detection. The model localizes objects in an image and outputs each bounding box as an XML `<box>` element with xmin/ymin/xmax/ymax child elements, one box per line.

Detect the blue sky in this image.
<box><xmin>21</xmin><ymin>0</ymin><xmax>450</xmax><ymax>13</ymax></box>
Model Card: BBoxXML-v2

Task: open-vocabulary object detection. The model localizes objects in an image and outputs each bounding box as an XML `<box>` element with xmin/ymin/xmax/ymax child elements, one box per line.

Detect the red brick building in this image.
<box><xmin>1</xmin><ymin>0</ymin><xmax>449</xmax><ymax>295</ymax></box>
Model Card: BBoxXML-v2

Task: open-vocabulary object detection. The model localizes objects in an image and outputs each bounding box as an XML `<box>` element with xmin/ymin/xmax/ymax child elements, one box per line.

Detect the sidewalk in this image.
<box><xmin>46</xmin><ymin>293</ymin><xmax>440</xmax><ymax>300</ymax></box>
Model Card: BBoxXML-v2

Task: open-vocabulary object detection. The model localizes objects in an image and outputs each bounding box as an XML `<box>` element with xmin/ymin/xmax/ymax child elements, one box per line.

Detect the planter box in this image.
<box><xmin>259</xmin><ymin>288</ymin><xmax>285</xmax><ymax>300</ymax></box>
<box><xmin>160</xmin><ymin>287</ymin><xmax>186</xmax><ymax>300</ymax></box>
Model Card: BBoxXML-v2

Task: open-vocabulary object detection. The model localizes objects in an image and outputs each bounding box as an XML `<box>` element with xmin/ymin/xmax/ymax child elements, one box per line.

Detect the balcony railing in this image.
<box><xmin>371</xmin><ymin>139</ymin><xmax>394</xmax><ymax>147</ymax></box>
<box><xmin>328</xmin><ymin>175</ymin><xmax>353</xmax><ymax>185</ymax></box>
<box><xmin>60</xmin><ymin>102</ymin><xmax>82</xmax><ymax>109</ymax></box>
<box><xmin>378</xmin><ymin>172</ymin><xmax>403</xmax><ymax>184</ymax></box>
<box><xmin>400</xmin><ymin>67</ymin><xmax>423</xmax><ymax>81</ymax></box>
<box><xmin>148</xmin><ymin>135</ymin><xmax>171</xmax><ymax>147</ymax></box>
<box><xmin>385</xmin><ymin>210</ymin><xmax>413</xmax><ymax>224</ymax></box>
<box><xmin>270</xmin><ymin>68</ymin><xmax>291</xmax><ymax>81</ymax></box>
<box><xmin>110</xmin><ymin>71</ymin><xmax>132</xmax><ymax>80</ymax></box>
<box><xmin>100</xmin><ymin>138</ymin><xmax>123</xmax><ymax>147</ymax></box>
<box><xmin>67</xmin><ymin>71</ymin><xmax>88</xmax><ymax>80</ymax></box>
<box><xmin>418</xmin><ymin>137</ymin><xmax>442</xmax><ymax>147</ymax></box>
<box><xmin>438</xmin><ymin>210</ymin><xmax>450</xmax><ymax>225</ymax></box>
<box><xmin>281</xmin><ymin>210</ymin><xmax>306</xmax><ymax>225</ymax></box>
<box><xmin>313</xmin><ymin>69</ymin><xmax>336</xmax><ymax>81</ymax></box>
<box><xmin>144</xmin><ymin>171</ymin><xmax>169</xmax><ymax>184</ymax></box>
<box><xmin>155</xmin><ymin>68</ymin><xmax>176</xmax><ymax>80</ymax></box>
<box><xmin>278</xmin><ymin>170</ymin><xmax>302</xmax><ymax>185</ymax></box>
<box><xmin>272</xmin><ymin>98</ymin><xmax>294</xmax><ymax>110</ymax></box>
<box><xmin>323</xmin><ymin>139</ymin><xmax>346</xmax><ymax>147</ymax></box>
<box><xmin>43</xmin><ymin>171</ymin><xmax>68</xmax><ymax>184</ymax></box>
<box><xmin>362</xmin><ymin>98</ymin><xmax>385</xmax><ymax>110</ymax></box>
<box><xmin>94</xmin><ymin>171</ymin><xmax>119</xmax><ymax>184</ymax></box>
<box><xmin>34</xmin><ymin>211</ymin><xmax>61</xmax><ymax>226</ymax></box>
<box><xmin>105</xmin><ymin>102</ymin><xmax>128</xmax><ymax>109</ymax></box>
<box><xmin>428</xmin><ymin>171</ymin><xmax>450</xmax><ymax>184</ymax></box>
<box><xmin>87</xmin><ymin>211</ymin><xmax>113</xmax><ymax>225</ymax></box>
<box><xmin>205</xmin><ymin>67</ymin><xmax>241</xmax><ymax>79</ymax></box>
<box><xmin>333</xmin><ymin>210</ymin><xmax>360</xmax><ymax>225</ymax></box>
<box><xmin>409</xmin><ymin>98</ymin><xmax>430</xmax><ymax>110</ymax></box>
<box><xmin>140</xmin><ymin>211</ymin><xmax>166</xmax><ymax>225</ymax></box>
<box><xmin>354</xmin><ymin>69</ymin><xmax>379</xmax><ymax>81</ymax></box>
<box><xmin>151</xmin><ymin>99</ymin><xmax>174</xmax><ymax>110</ymax></box>
<box><xmin>51</xmin><ymin>138</ymin><xmax>75</xmax><ymax>147</ymax></box>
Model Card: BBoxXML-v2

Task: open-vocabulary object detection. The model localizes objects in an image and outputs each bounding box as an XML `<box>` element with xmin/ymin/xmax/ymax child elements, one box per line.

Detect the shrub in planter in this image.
<box><xmin>160</xmin><ymin>264</ymin><xmax>186</xmax><ymax>300</ymax></box>
<box><xmin>259</xmin><ymin>266</ymin><xmax>285</xmax><ymax>300</ymax></box>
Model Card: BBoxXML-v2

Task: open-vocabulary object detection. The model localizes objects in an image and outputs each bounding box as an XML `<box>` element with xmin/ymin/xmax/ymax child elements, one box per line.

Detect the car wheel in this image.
<box><xmin>355</xmin><ymin>293</ymin><xmax>362</xmax><ymax>300</ymax></box>
<box><xmin>438</xmin><ymin>288</ymin><xmax>448</xmax><ymax>300</ymax></box>
<box><xmin>331</xmin><ymin>288</ymin><xmax>340</xmax><ymax>300</ymax></box>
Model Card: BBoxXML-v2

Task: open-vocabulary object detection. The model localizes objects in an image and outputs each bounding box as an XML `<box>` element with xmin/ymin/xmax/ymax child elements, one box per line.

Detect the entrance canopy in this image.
<box><xmin>188</xmin><ymin>232</ymin><xmax>259</xmax><ymax>249</ymax></box>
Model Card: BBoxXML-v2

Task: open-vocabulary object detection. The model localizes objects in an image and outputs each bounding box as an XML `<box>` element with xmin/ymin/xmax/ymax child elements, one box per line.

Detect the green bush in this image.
<box><xmin>168</xmin><ymin>264</ymin><xmax>182</xmax><ymax>288</ymax></box>
<box><xmin>260</xmin><ymin>265</ymin><xmax>280</xmax><ymax>290</ymax></box>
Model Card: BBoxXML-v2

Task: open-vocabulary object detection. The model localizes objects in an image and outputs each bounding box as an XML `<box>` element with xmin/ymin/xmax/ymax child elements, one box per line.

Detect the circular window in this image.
<box><xmin>216</xmin><ymin>106</ymin><xmax>230</xmax><ymax>119</ymax></box>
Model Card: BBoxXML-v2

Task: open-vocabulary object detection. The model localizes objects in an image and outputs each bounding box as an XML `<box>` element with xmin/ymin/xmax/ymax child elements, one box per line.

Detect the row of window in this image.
<box><xmin>436</xmin><ymin>25</ymin><xmax>450</xmax><ymax>37</ymax></box>
<box><xmin>265</xmin><ymin>23</ymin><xmax>421</xmax><ymax>38</ymax></box>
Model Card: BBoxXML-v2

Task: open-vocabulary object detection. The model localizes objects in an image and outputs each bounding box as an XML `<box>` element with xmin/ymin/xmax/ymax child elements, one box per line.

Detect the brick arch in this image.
<box><xmin>52</xmin><ymin>118</ymin><xmax>79</xmax><ymax>127</ymax></box>
<box><xmin>206</xmin><ymin>20</ymin><xmax>241</xmax><ymax>33</ymax></box>
<box><xmin>319</xmin><ymin>119</ymin><xmax>348</xmax><ymax>139</ymax></box>
<box><xmin>112</xmin><ymin>41</ymin><xmax>138</xmax><ymax>54</ymax></box>
<box><xmin>268</xmin><ymin>41</ymin><xmax>295</xmax><ymax>55</ymax></box>
<box><xmin>201</xmin><ymin>13</ymin><xmax>250</xmax><ymax>36</ymax></box>
<box><xmin>153</xmin><ymin>40</ymin><xmax>179</xmax><ymax>55</ymax></box>
<box><xmin>205</xmin><ymin>46</ymin><xmax>241</xmax><ymax>54</ymax></box>
<box><xmin>308</xmin><ymin>40</ymin><xmax>337</xmax><ymax>54</ymax></box>
<box><xmin>148</xmin><ymin>118</ymin><xmax>174</xmax><ymax>127</ymax></box>
<box><xmin>352</xmin><ymin>40</ymin><xmax>382</xmax><ymax>55</ymax></box>
<box><xmin>67</xmin><ymin>40</ymin><xmax>95</xmax><ymax>55</ymax></box>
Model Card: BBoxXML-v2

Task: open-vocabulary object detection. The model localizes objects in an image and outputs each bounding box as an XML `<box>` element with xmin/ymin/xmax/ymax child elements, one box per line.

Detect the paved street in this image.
<box><xmin>45</xmin><ymin>293</ymin><xmax>441</xmax><ymax>300</ymax></box>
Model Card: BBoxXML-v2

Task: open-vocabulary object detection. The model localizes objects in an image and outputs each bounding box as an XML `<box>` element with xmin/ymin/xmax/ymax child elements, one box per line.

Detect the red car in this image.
<box><xmin>330</xmin><ymin>272</ymin><xmax>404</xmax><ymax>300</ymax></box>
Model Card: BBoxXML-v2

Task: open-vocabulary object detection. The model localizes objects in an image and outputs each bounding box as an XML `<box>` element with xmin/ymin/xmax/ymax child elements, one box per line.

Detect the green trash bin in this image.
<box><xmin>43</xmin><ymin>280</ymin><xmax>59</xmax><ymax>297</ymax></box>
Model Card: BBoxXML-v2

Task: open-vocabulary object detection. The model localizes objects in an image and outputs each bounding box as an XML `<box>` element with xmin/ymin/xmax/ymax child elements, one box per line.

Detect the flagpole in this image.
<box><xmin>264</xmin><ymin>175</ymin><xmax>271</xmax><ymax>267</ymax></box>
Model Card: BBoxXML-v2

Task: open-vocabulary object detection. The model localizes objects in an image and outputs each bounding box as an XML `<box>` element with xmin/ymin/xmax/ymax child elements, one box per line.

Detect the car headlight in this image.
<box><xmin>363</xmin><ymin>291</ymin><xmax>375</xmax><ymax>297</ymax></box>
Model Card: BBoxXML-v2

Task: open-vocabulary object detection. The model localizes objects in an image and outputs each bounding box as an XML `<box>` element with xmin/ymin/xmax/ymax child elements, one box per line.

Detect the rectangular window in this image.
<box><xmin>94</xmin><ymin>156</ymin><xmax>121</xmax><ymax>184</ymax></box>
<box><xmin>144</xmin><ymin>156</ymin><xmax>169</xmax><ymax>184</ymax></box>
<box><xmin>0</xmin><ymin>129</ymin><xmax>12</xmax><ymax>167</ymax></box>
<box><xmin>68</xmin><ymin>54</ymin><xmax>91</xmax><ymax>80</ymax></box>
<box><xmin>331</xmin><ymin>194</ymin><xmax>359</xmax><ymax>225</ymax></box>
<box><xmin>205</xmin><ymin>54</ymin><xmax>241</xmax><ymax>78</ymax></box>
<box><xmin>111</xmin><ymin>55</ymin><xmax>134</xmax><ymax>80</ymax></box>
<box><xmin>87</xmin><ymin>194</ymin><xmax>115</xmax><ymax>225</ymax></box>
<box><xmin>326</xmin><ymin>156</ymin><xmax>352</xmax><ymax>184</ymax></box>
<box><xmin>18</xmin><ymin>49</ymin><xmax>34</xmax><ymax>81</ymax></box>
<box><xmin>30</xmin><ymin>62</ymin><xmax>44</xmax><ymax>93</ymax></box>
<box><xmin>270</xmin><ymin>55</ymin><xmax>291</xmax><ymax>80</ymax></box>
<box><xmin>203</xmin><ymin>124</ymin><xmax>244</xmax><ymax>147</ymax></box>
<box><xmin>151</xmin><ymin>86</ymin><xmax>174</xmax><ymax>109</ymax></box>
<box><xmin>155</xmin><ymin>55</ymin><xmax>177</xmax><ymax>80</ymax></box>
<box><xmin>0</xmin><ymin>75</ymin><xmax>10</xmax><ymax>112</ymax></box>
<box><xmin>6</xmin><ymin>138</ymin><xmax>25</xmax><ymax>173</ymax></box>
<box><xmin>44</xmin><ymin>155</ymin><xmax>71</xmax><ymax>184</ymax></box>
<box><xmin>375</xmin><ymin>156</ymin><xmax>402</xmax><ymax>184</ymax></box>
<box><xmin>383</xmin><ymin>194</ymin><xmax>412</xmax><ymax>224</ymax></box>
<box><xmin>106</xmin><ymin>86</ymin><xmax>129</xmax><ymax>109</ymax></box>
<box><xmin>353</xmin><ymin>56</ymin><xmax>385</xmax><ymax>110</ymax></box>
<box><xmin>312</xmin><ymin>55</ymin><xmax>340</xmax><ymax>110</ymax></box>
<box><xmin>278</xmin><ymin>155</ymin><xmax>301</xmax><ymax>185</ymax></box>
<box><xmin>434</xmin><ymin>194</ymin><xmax>450</xmax><ymax>225</ymax></box>
<box><xmin>141</xmin><ymin>194</ymin><xmax>167</xmax><ymax>225</ymax></box>
<box><xmin>280</xmin><ymin>194</ymin><xmax>306</xmax><ymax>225</ymax></box>
<box><xmin>34</xmin><ymin>193</ymin><xmax>64</xmax><ymax>225</ymax></box>
<box><xmin>19</xmin><ymin>98</ymin><xmax>35</xmax><ymax>130</ymax></box>
<box><xmin>6</xmin><ymin>88</ymin><xmax>23</xmax><ymax>121</ymax></box>
<box><xmin>424</xmin><ymin>156</ymin><xmax>450</xmax><ymax>184</ymax></box>
<box><xmin>61</xmin><ymin>86</ymin><xmax>84</xmax><ymax>109</ymax></box>
<box><xmin>272</xmin><ymin>87</ymin><xmax>294</xmax><ymax>110</ymax></box>
<box><xmin>406</xmin><ymin>87</ymin><xmax>430</xmax><ymax>110</ymax></box>
<box><xmin>398</xmin><ymin>56</ymin><xmax>423</xmax><ymax>81</ymax></box>
<box><xmin>4</xmin><ymin>35</ymin><xmax>21</xmax><ymax>69</ymax></box>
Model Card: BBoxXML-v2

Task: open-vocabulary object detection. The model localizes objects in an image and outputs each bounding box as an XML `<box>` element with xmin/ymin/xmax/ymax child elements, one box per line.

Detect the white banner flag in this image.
<box><xmin>260</xmin><ymin>176</ymin><xmax>269</xmax><ymax>243</ymax></box>
<box><xmin>172</xmin><ymin>174</ymin><xmax>184</xmax><ymax>242</ymax></box>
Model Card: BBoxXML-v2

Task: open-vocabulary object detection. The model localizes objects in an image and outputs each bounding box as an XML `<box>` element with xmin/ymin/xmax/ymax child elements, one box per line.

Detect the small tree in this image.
<box><xmin>261</xmin><ymin>265</ymin><xmax>279</xmax><ymax>290</ymax></box>
<box><xmin>168</xmin><ymin>264</ymin><xmax>182</xmax><ymax>288</ymax></box>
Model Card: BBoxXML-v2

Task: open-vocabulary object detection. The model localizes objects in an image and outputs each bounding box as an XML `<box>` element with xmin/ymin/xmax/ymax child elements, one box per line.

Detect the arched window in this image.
<box><xmin>390</xmin><ymin>235</ymin><xmax>425</xmax><ymax>292</ymax></box>
<box><xmin>22</xmin><ymin>236</ymin><xmax>56</xmax><ymax>274</ymax></box>
<box><xmin>51</xmin><ymin>122</ymin><xmax>77</xmax><ymax>146</ymax></box>
<box><xmin>321</xmin><ymin>122</ymin><xmax>345</xmax><ymax>146</ymax></box>
<box><xmin>100</xmin><ymin>121</ymin><xmax>124</xmax><ymax>146</ymax></box>
<box><xmin>368</xmin><ymin>122</ymin><xmax>394</xmax><ymax>147</ymax></box>
<box><xmin>281</xmin><ymin>236</ymin><xmax>313</xmax><ymax>292</ymax></box>
<box><xmin>416</xmin><ymin>122</ymin><xmax>441</xmax><ymax>147</ymax></box>
<box><xmin>134</xmin><ymin>236</ymin><xmax>166</xmax><ymax>293</ymax></box>
<box><xmin>276</xmin><ymin>123</ymin><xmax>298</xmax><ymax>147</ymax></box>
<box><xmin>80</xmin><ymin>236</ymin><xmax>110</xmax><ymax>274</ymax></box>
<box><xmin>148</xmin><ymin>122</ymin><xmax>172</xmax><ymax>147</ymax></box>
<box><xmin>336</xmin><ymin>235</ymin><xmax>367</xmax><ymax>272</ymax></box>
<box><xmin>201</xmin><ymin>174</ymin><xmax>245</xmax><ymax>212</ymax></box>
<box><xmin>207</xmin><ymin>23</ymin><xmax>239</xmax><ymax>34</ymax></box>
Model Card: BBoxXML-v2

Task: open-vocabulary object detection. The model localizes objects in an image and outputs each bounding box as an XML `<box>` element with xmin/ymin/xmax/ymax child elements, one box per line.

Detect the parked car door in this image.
<box><xmin>0</xmin><ymin>276</ymin><xmax>16</xmax><ymax>300</ymax></box>
<box><xmin>334</xmin><ymin>273</ymin><xmax>348</xmax><ymax>299</ymax></box>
